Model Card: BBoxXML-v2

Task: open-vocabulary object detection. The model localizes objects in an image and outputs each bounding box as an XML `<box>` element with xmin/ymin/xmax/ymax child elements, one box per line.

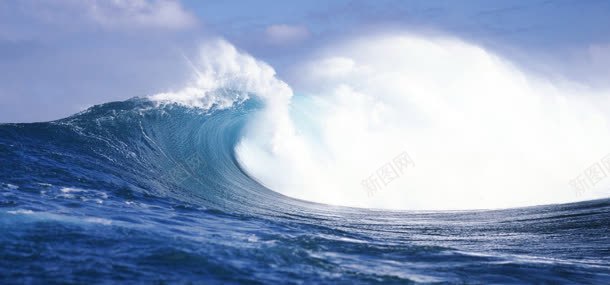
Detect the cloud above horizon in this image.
<box><xmin>0</xmin><ymin>0</ymin><xmax>196</xmax><ymax>41</ymax></box>
<box><xmin>0</xmin><ymin>0</ymin><xmax>201</xmax><ymax>122</ymax></box>
<box><xmin>85</xmin><ymin>0</ymin><xmax>197</xmax><ymax>30</ymax></box>
<box><xmin>265</xmin><ymin>24</ymin><xmax>310</xmax><ymax>45</ymax></box>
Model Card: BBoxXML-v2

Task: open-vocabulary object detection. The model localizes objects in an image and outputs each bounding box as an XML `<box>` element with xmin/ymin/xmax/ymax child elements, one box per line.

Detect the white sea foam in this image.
<box><xmin>150</xmin><ymin>39</ymin><xmax>292</xmax><ymax>111</ymax></box>
<box><xmin>8</xmin><ymin>209</ymin><xmax>34</xmax><ymax>215</ymax></box>
<box><xmin>152</xmin><ymin>34</ymin><xmax>610</xmax><ymax>210</ymax></box>
<box><xmin>58</xmin><ymin>187</ymin><xmax>108</xmax><ymax>203</ymax></box>
<box><xmin>5</xmin><ymin>183</ymin><xmax>19</xmax><ymax>190</ymax></box>
<box><xmin>84</xmin><ymin>217</ymin><xmax>113</xmax><ymax>225</ymax></box>
<box><xmin>61</xmin><ymin>187</ymin><xmax>86</xmax><ymax>193</ymax></box>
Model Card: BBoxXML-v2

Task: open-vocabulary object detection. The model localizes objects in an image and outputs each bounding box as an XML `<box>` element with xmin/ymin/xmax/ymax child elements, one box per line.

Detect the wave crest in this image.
<box><xmin>147</xmin><ymin>34</ymin><xmax>610</xmax><ymax>210</ymax></box>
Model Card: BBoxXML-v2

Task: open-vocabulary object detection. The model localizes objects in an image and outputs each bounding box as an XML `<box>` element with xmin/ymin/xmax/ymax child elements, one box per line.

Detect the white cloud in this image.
<box><xmin>86</xmin><ymin>0</ymin><xmax>197</xmax><ymax>30</ymax></box>
<box><xmin>1</xmin><ymin>0</ymin><xmax>197</xmax><ymax>34</ymax></box>
<box><xmin>588</xmin><ymin>43</ymin><xmax>610</xmax><ymax>68</ymax></box>
<box><xmin>265</xmin><ymin>24</ymin><xmax>310</xmax><ymax>45</ymax></box>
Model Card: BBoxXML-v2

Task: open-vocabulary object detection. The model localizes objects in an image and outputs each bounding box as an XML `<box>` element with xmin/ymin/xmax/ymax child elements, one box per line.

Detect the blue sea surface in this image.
<box><xmin>1</xmin><ymin>98</ymin><xmax>609</xmax><ymax>284</ymax></box>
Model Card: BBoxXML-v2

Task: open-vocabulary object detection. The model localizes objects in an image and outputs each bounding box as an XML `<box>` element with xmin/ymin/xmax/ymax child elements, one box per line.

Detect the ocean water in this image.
<box><xmin>1</xmin><ymin>98</ymin><xmax>609</xmax><ymax>284</ymax></box>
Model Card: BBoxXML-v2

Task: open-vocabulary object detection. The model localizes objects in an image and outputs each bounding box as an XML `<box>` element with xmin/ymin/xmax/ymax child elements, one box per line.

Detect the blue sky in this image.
<box><xmin>1</xmin><ymin>0</ymin><xmax>609</xmax><ymax>122</ymax></box>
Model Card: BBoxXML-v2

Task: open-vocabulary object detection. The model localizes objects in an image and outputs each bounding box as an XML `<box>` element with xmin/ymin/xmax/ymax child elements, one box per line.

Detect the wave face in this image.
<box><xmin>1</xmin><ymin>37</ymin><xmax>610</xmax><ymax>283</ymax></box>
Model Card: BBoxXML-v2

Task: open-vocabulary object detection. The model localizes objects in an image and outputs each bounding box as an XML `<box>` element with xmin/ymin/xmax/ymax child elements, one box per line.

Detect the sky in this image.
<box><xmin>0</xmin><ymin>0</ymin><xmax>609</xmax><ymax>122</ymax></box>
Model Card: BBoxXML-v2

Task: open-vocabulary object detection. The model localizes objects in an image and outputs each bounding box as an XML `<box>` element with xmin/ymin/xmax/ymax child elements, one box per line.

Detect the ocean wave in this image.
<box><xmin>1</xmin><ymin>35</ymin><xmax>610</xmax><ymax>283</ymax></box>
